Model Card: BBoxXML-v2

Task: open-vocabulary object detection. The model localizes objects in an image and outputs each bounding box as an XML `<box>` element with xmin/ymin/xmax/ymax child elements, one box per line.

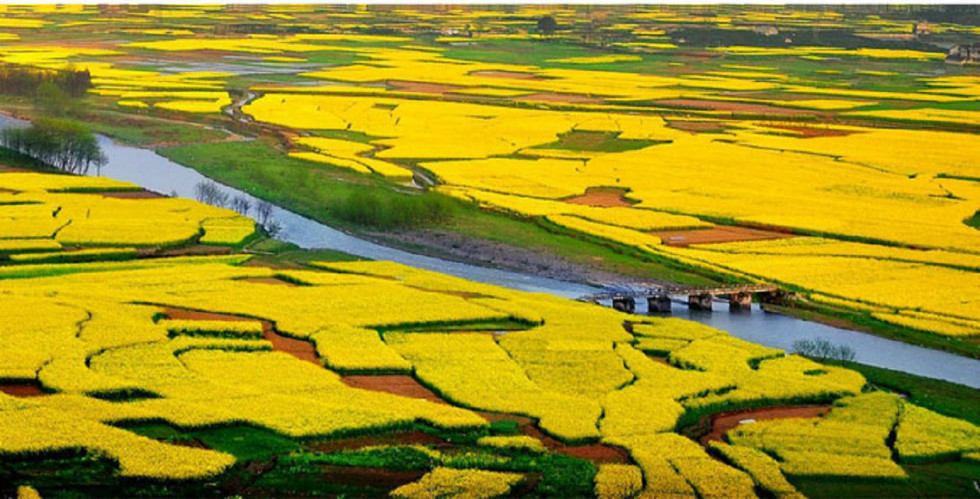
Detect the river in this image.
<box><xmin>1</xmin><ymin>113</ymin><xmax>977</xmax><ymax>389</ymax></box>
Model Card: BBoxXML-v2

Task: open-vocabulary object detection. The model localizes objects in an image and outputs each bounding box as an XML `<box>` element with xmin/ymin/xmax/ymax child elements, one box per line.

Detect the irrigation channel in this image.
<box><xmin>1</xmin><ymin>113</ymin><xmax>978</xmax><ymax>389</ymax></box>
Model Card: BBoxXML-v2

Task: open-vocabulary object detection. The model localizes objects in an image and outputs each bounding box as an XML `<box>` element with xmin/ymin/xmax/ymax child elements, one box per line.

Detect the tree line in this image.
<box><xmin>0</xmin><ymin>118</ymin><xmax>106</xmax><ymax>175</ymax></box>
<box><xmin>0</xmin><ymin>63</ymin><xmax>91</xmax><ymax>99</ymax></box>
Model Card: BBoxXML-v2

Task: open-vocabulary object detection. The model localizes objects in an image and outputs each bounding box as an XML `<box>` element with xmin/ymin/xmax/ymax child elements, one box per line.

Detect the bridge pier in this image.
<box><xmin>688</xmin><ymin>293</ymin><xmax>713</xmax><ymax>311</ymax></box>
<box><xmin>612</xmin><ymin>296</ymin><xmax>636</xmax><ymax>314</ymax></box>
<box><xmin>729</xmin><ymin>292</ymin><xmax>752</xmax><ymax>312</ymax></box>
<box><xmin>648</xmin><ymin>294</ymin><xmax>672</xmax><ymax>314</ymax></box>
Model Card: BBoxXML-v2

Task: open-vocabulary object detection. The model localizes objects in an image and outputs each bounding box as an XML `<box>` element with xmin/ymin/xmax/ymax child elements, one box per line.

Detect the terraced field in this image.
<box><xmin>0</xmin><ymin>4</ymin><xmax>978</xmax><ymax>498</ymax></box>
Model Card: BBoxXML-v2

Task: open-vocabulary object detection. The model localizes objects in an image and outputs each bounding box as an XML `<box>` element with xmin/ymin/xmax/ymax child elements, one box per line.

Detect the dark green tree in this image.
<box><xmin>537</xmin><ymin>15</ymin><xmax>558</xmax><ymax>36</ymax></box>
<box><xmin>0</xmin><ymin>118</ymin><xmax>106</xmax><ymax>174</ymax></box>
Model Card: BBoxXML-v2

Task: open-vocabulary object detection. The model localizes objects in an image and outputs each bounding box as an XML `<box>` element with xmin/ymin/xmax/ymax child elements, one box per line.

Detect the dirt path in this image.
<box><xmin>698</xmin><ymin>405</ymin><xmax>831</xmax><ymax>446</ymax></box>
<box><xmin>365</xmin><ymin>229</ymin><xmax>632</xmax><ymax>286</ymax></box>
<box><xmin>653</xmin><ymin>226</ymin><xmax>793</xmax><ymax>247</ymax></box>
<box><xmin>339</xmin><ymin>374</ymin><xmax>629</xmax><ymax>463</ymax></box>
<box><xmin>98</xmin><ymin>190</ymin><xmax>166</xmax><ymax>199</ymax></box>
<box><xmin>159</xmin><ymin>306</ymin><xmax>319</xmax><ymax>364</ymax></box>
<box><xmin>159</xmin><ymin>306</ymin><xmax>629</xmax><ymax>463</ymax></box>
<box><xmin>342</xmin><ymin>375</ymin><xmax>448</xmax><ymax>404</ymax></box>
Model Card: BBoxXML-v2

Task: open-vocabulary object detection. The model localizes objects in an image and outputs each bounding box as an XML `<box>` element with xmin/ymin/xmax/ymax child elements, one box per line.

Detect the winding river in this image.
<box><xmin>1</xmin><ymin>113</ymin><xmax>977</xmax><ymax>388</ymax></box>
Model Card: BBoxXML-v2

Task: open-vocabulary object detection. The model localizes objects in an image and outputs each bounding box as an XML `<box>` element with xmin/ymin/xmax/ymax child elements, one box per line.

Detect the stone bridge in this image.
<box><xmin>580</xmin><ymin>283</ymin><xmax>784</xmax><ymax>314</ymax></box>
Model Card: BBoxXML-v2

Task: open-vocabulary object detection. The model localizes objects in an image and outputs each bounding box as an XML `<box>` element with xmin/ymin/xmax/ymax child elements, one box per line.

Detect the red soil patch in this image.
<box><xmin>339</xmin><ymin>374</ymin><xmax>628</xmax><ymax>463</ymax></box>
<box><xmin>389</xmin><ymin>80</ymin><xmax>464</xmax><ymax>95</ymax></box>
<box><xmin>764</xmin><ymin>124</ymin><xmax>860</xmax><ymax>139</ymax></box>
<box><xmin>0</xmin><ymin>166</ymin><xmax>31</xmax><ymax>173</ymax></box>
<box><xmin>471</xmin><ymin>70</ymin><xmax>543</xmax><ymax>80</ymax></box>
<box><xmin>0</xmin><ymin>382</ymin><xmax>46</xmax><ymax>397</ymax></box>
<box><xmin>159</xmin><ymin>306</ymin><xmax>319</xmax><ymax>364</ymax></box>
<box><xmin>517</xmin><ymin>93</ymin><xmax>603</xmax><ymax>104</ymax></box>
<box><xmin>700</xmin><ymin>405</ymin><xmax>831</xmax><ymax>446</ymax></box>
<box><xmin>237</xmin><ymin>276</ymin><xmax>299</xmax><ymax>287</ymax></box>
<box><xmin>342</xmin><ymin>375</ymin><xmax>448</xmax><ymax>405</ymax></box>
<box><xmin>262</xmin><ymin>323</ymin><xmax>319</xmax><ymax>364</ymax></box>
<box><xmin>665</xmin><ymin>120</ymin><xmax>729</xmax><ymax>134</ymax></box>
<box><xmin>524</xmin><ymin>424</ymin><xmax>630</xmax><ymax>463</ymax></box>
<box><xmin>653</xmin><ymin>226</ymin><xmax>792</xmax><ymax>247</ymax></box>
<box><xmin>565</xmin><ymin>187</ymin><xmax>635</xmax><ymax>208</ymax></box>
<box><xmin>99</xmin><ymin>190</ymin><xmax>165</xmax><ymax>199</ymax></box>
<box><xmin>654</xmin><ymin>99</ymin><xmax>823</xmax><ymax>116</ymax></box>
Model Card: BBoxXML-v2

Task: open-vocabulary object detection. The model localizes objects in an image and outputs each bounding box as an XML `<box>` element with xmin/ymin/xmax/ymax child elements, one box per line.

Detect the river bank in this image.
<box><xmin>1</xmin><ymin>111</ymin><xmax>978</xmax><ymax>388</ymax></box>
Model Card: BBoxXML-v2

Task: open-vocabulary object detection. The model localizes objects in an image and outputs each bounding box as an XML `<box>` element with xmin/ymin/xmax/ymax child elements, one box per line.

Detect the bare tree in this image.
<box><xmin>255</xmin><ymin>199</ymin><xmax>273</xmax><ymax>227</ymax></box>
<box><xmin>792</xmin><ymin>338</ymin><xmax>856</xmax><ymax>362</ymax></box>
<box><xmin>194</xmin><ymin>180</ymin><xmax>229</xmax><ymax>207</ymax></box>
<box><xmin>230</xmin><ymin>195</ymin><xmax>251</xmax><ymax>216</ymax></box>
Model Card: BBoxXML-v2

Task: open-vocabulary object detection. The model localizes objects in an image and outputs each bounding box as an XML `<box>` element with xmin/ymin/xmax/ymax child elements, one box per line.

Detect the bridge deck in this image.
<box><xmin>582</xmin><ymin>283</ymin><xmax>778</xmax><ymax>302</ymax></box>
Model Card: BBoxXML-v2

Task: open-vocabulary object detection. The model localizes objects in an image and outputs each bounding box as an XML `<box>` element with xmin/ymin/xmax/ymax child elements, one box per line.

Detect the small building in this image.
<box><xmin>914</xmin><ymin>21</ymin><xmax>931</xmax><ymax>36</ymax></box>
<box><xmin>947</xmin><ymin>44</ymin><xmax>980</xmax><ymax>65</ymax></box>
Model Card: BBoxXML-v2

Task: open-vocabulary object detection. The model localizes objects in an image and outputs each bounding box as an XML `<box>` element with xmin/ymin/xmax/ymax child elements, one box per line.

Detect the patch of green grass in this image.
<box><xmin>824</xmin><ymin>360</ymin><xmax>980</xmax><ymax>426</ymax></box>
<box><xmin>159</xmin><ymin>140</ymin><xmax>718</xmax><ymax>285</ymax></box>
<box><xmin>124</xmin><ymin>422</ymin><xmax>302</xmax><ymax>461</ymax></box>
<box><xmin>84</xmin><ymin>110</ymin><xmax>228</xmax><ymax>146</ymax></box>
<box><xmin>312</xmin><ymin>129</ymin><xmax>380</xmax><ymax>144</ymax></box>
<box><xmin>281</xmin><ymin>445</ymin><xmax>596</xmax><ymax>497</ymax></box>
<box><xmin>937</xmin><ymin>173</ymin><xmax>980</xmax><ymax>183</ymax></box>
<box><xmin>791</xmin><ymin>461</ymin><xmax>980</xmax><ymax>499</ymax></box>
<box><xmin>158</xmin><ymin>140</ymin><xmax>426</xmax><ymax>229</ymax></box>
<box><xmin>192</xmin><ymin>426</ymin><xmax>303</xmax><ymax>461</ymax></box>
<box><xmin>0</xmin><ymin>145</ymin><xmax>60</xmax><ymax>172</ymax></box>
<box><xmin>282</xmin><ymin>446</ymin><xmax>436</xmax><ymax>472</ymax></box>
<box><xmin>965</xmin><ymin>209</ymin><xmax>980</xmax><ymax>229</ymax></box>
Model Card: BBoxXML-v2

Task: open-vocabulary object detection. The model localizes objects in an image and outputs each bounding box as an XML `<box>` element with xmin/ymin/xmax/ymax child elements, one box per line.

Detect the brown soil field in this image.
<box><xmin>0</xmin><ymin>166</ymin><xmax>31</xmax><ymax>173</ymax></box>
<box><xmin>341</xmin><ymin>375</ymin><xmax>448</xmax><ymax>405</ymax></box>
<box><xmin>524</xmin><ymin>424</ymin><xmax>631</xmax><ymax>463</ymax></box>
<box><xmin>565</xmin><ymin>187</ymin><xmax>635</xmax><ymax>208</ymax></box>
<box><xmin>98</xmin><ymin>190</ymin><xmax>165</xmax><ymax>199</ymax></box>
<box><xmin>0</xmin><ymin>382</ymin><xmax>46</xmax><ymax>397</ymax></box>
<box><xmin>237</xmin><ymin>276</ymin><xmax>299</xmax><ymax>287</ymax></box>
<box><xmin>645</xmin><ymin>356</ymin><xmax>674</xmax><ymax>367</ymax></box>
<box><xmin>160</xmin><ymin>306</ymin><xmax>320</xmax><ymax>364</ymax></box>
<box><xmin>471</xmin><ymin>70</ymin><xmax>544</xmax><ymax>80</ymax></box>
<box><xmin>389</xmin><ymin>80</ymin><xmax>464</xmax><ymax>95</ymax></box>
<box><xmin>517</xmin><ymin>93</ymin><xmax>603</xmax><ymax>104</ymax></box>
<box><xmin>765</xmin><ymin>124</ymin><xmax>860</xmax><ymax>138</ymax></box>
<box><xmin>700</xmin><ymin>405</ymin><xmax>831</xmax><ymax>446</ymax></box>
<box><xmin>665</xmin><ymin>120</ymin><xmax>729</xmax><ymax>134</ymax></box>
<box><xmin>150</xmin><ymin>245</ymin><xmax>232</xmax><ymax>257</ymax></box>
<box><xmin>339</xmin><ymin>374</ymin><xmax>629</xmax><ymax>463</ymax></box>
<box><xmin>654</xmin><ymin>99</ymin><xmax>823</xmax><ymax>116</ymax></box>
<box><xmin>653</xmin><ymin>226</ymin><xmax>792</xmax><ymax>247</ymax></box>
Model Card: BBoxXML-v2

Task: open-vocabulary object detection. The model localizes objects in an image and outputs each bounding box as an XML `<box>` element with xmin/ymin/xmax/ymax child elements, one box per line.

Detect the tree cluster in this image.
<box><xmin>792</xmin><ymin>338</ymin><xmax>857</xmax><ymax>363</ymax></box>
<box><xmin>0</xmin><ymin>63</ymin><xmax>91</xmax><ymax>99</ymax></box>
<box><xmin>0</xmin><ymin>118</ymin><xmax>106</xmax><ymax>175</ymax></box>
